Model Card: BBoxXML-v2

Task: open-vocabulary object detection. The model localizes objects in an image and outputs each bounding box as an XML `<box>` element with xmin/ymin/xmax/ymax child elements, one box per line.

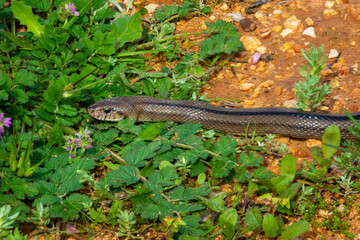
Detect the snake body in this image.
<box><xmin>87</xmin><ymin>96</ymin><xmax>360</xmax><ymax>140</ymax></box>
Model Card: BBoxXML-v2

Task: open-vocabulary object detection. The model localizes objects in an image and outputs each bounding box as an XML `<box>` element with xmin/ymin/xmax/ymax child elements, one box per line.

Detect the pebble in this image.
<box><xmin>260</xmin><ymin>80</ymin><xmax>274</xmax><ymax>88</ymax></box>
<box><xmin>144</xmin><ymin>3</ymin><xmax>160</xmax><ymax>13</ymax></box>
<box><xmin>272</xmin><ymin>9</ymin><xmax>282</xmax><ymax>15</ymax></box>
<box><xmin>323</xmin><ymin>9</ymin><xmax>338</xmax><ymax>16</ymax></box>
<box><xmin>293</xmin><ymin>44</ymin><xmax>304</xmax><ymax>53</ymax></box>
<box><xmin>337</xmin><ymin>204</ymin><xmax>346</xmax><ymax>213</ymax></box>
<box><xmin>220</xmin><ymin>3</ymin><xmax>229</xmax><ymax>11</ymax></box>
<box><xmin>328</xmin><ymin>49</ymin><xmax>339</xmax><ymax>58</ymax></box>
<box><xmin>224</xmin><ymin>13</ymin><xmax>243</xmax><ymax>23</ymax></box>
<box><xmin>240</xmin><ymin>18</ymin><xmax>256</xmax><ymax>32</ymax></box>
<box><xmin>256</xmin><ymin>45</ymin><xmax>267</xmax><ymax>54</ymax></box>
<box><xmin>325</xmin><ymin>1</ymin><xmax>335</xmax><ymax>8</ymax></box>
<box><xmin>239</xmin><ymin>83</ymin><xmax>255</xmax><ymax>91</ymax></box>
<box><xmin>295</xmin><ymin>148</ymin><xmax>309</xmax><ymax>158</ymax></box>
<box><xmin>283</xmin><ymin>99</ymin><xmax>298</xmax><ymax>108</ymax></box>
<box><xmin>351</xmin><ymin>63</ymin><xmax>358</xmax><ymax>73</ymax></box>
<box><xmin>260</xmin><ymin>30</ymin><xmax>272</xmax><ymax>39</ymax></box>
<box><xmin>303</xmin><ymin>27</ymin><xmax>316</xmax><ymax>37</ymax></box>
<box><xmin>283</xmin><ymin>15</ymin><xmax>302</xmax><ymax>31</ymax></box>
<box><xmin>280</xmin><ymin>41</ymin><xmax>294</xmax><ymax>52</ymax></box>
<box><xmin>209</xmin><ymin>14</ymin><xmax>216</xmax><ymax>22</ymax></box>
<box><xmin>305</xmin><ymin>17</ymin><xmax>314</xmax><ymax>27</ymax></box>
<box><xmin>280</xmin><ymin>28</ymin><xmax>294</xmax><ymax>37</ymax></box>
<box><xmin>240</xmin><ymin>35</ymin><xmax>262</xmax><ymax>53</ymax></box>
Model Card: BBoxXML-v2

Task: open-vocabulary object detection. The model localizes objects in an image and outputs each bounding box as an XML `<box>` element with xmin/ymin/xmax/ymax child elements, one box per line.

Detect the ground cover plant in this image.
<box><xmin>0</xmin><ymin>0</ymin><xmax>359</xmax><ymax>239</ymax></box>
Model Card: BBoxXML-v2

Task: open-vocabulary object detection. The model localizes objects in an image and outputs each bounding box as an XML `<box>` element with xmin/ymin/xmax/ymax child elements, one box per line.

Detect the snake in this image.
<box><xmin>87</xmin><ymin>96</ymin><xmax>360</xmax><ymax>140</ymax></box>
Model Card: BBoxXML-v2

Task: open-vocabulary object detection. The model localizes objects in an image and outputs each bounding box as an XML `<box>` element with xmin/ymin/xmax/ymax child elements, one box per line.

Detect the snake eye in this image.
<box><xmin>104</xmin><ymin>108</ymin><xmax>111</xmax><ymax>114</ymax></box>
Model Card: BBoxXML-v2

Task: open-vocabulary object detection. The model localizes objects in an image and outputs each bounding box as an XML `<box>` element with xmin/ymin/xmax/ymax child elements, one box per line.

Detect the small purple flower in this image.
<box><xmin>0</xmin><ymin>112</ymin><xmax>11</xmax><ymax>141</ymax></box>
<box><xmin>66</xmin><ymin>146</ymin><xmax>71</xmax><ymax>151</ymax></box>
<box><xmin>65</xmin><ymin>2</ymin><xmax>79</xmax><ymax>16</ymax></box>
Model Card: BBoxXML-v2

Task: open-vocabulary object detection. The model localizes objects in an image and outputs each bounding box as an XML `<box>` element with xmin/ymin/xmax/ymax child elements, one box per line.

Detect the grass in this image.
<box><xmin>0</xmin><ymin>0</ymin><xmax>359</xmax><ymax>239</ymax></box>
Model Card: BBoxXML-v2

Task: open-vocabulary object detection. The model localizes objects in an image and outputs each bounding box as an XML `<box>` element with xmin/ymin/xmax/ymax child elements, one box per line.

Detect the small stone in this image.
<box><xmin>305</xmin><ymin>17</ymin><xmax>314</xmax><ymax>27</ymax></box>
<box><xmin>337</xmin><ymin>204</ymin><xmax>346</xmax><ymax>213</ymax></box>
<box><xmin>293</xmin><ymin>44</ymin><xmax>304</xmax><ymax>53</ymax></box>
<box><xmin>325</xmin><ymin>1</ymin><xmax>335</xmax><ymax>8</ymax></box>
<box><xmin>350</xmin><ymin>63</ymin><xmax>358</xmax><ymax>73</ymax></box>
<box><xmin>272</xmin><ymin>9</ymin><xmax>282</xmax><ymax>15</ymax></box>
<box><xmin>220</xmin><ymin>3</ymin><xmax>229</xmax><ymax>11</ymax></box>
<box><xmin>254</xmin><ymin>12</ymin><xmax>266</xmax><ymax>21</ymax></box>
<box><xmin>280</xmin><ymin>41</ymin><xmax>294</xmax><ymax>52</ymax></box>
<box><xmin>280</xmin><ymin>28</ymin><xmax>294</xmax><ymax>37</ymax></box>
<box><xmin>260</xmin><ymin>80</ymin><xmax>274</xmax><ymax>88</ymax></box>
<box><xmin>303</xmin><ymin>27</ymin><xmax>316</xmax><ymax>37</ymax></box>
<box><xmin>144</xmin><ymin>3</ymin><xmax>160</xmax><ymax>14</ymax></box>
<box><xmin>239</xmin><ymin>83</ymin><xmax>255</xmax><ymax>91</ymax></box>
<box><xmin>240</xmin><ymin>18</ymin><xmax>256</xmax><ymax>32</ymax></box>
<box><xmin>209</xmin><ymin>14</ymin><xmax>216</xmax><ymax>22</ymax></box>
<box><xmin>260</xmin><ymin>30</ymin><xmax>272</xmax><ymax>39</ymax></box>
<box><xmin>272</xmin><ymin>25</ymin><xmax>282</xmax><ymax>32</ymax></box>
<box><xmin>224</xmin><ymin>13</ymin><xmax>243</xmax><ymax>22</ymax></box>
<box><xmin>240</xmin><ymin>35</ymin><xmax>262</xmax><ymax>53</ymax></box>
<box><xmin>328</xmin><ymin>49</ymin><xmax>339</xmax><ymax>59</ymax></box>
<box><xmin>283</xmin><ymin>99</ymin><xmax>298</xmax><ymax>108</ymax></box>
<box><xmin>256</xmin><ymin>46</ymin><xmax>267</xmax><ymax>54</ymax></box>
<box><xmin>283</xmin><ymin>15</ymin><xmax>302</xmax><ymax>31</ymax></box>
<box><xmin>323</xmin><ymin>9</ymin><xmax>338</xmax><ymax>16</ymax></box>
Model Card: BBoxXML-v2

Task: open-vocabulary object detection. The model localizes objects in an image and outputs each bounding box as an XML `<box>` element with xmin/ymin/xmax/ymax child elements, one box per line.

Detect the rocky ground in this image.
<box><xmin>138</xmin><ymin>0</ymin><xmax>360</xmax><ymax>239</ymax></box>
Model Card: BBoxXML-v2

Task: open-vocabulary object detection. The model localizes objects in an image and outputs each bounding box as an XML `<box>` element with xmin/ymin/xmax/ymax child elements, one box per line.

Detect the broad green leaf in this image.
<box><xmin>0</xmin><ymin>90</ymin><xmax>8</xmax><ymax>101</ymax></box>
<box><xmin>11</xmin><ymin>0</ymin><xmax>45</xmax><ymax>37</ymax></box>
<box><xmin>123</xmin><ymin>141</ymin><xmax>161</xmax><ymax>167</ymax></box>
<box><xmin>271</xmin><ymin>175</ymin><xmax>291</xmax><ymax>194</ymax></box>
<box><xmin>280</xmin><ymin>220</ymin><xmax>310</xmax><ymax>240</ymax></box>
<box><xmin>23</xmin><ymin>0</ymin><xmax>51</xmax><ymax>12</ymax></box>
<box><xmin>136</xmin><ymin>122</ymin><xmax>164</xmax><ymax>141</ymax></box>
<box><xmin>11</xmin><ymin>88</ymin><xmax>29</xmax><ymax>103</ymax></box>
<box><xmin>219</xmin><ymin>208</ymin><xmax>238</xmax><ymax>240</ymax></box>
<box><xmin>7</xmin><ymin>178</ymin><xmax>38</xmax><ymax>199</ymax></box>
<box><xmin>197</xmin><ymin>196</ymin><xmax>227</xmax><ymax>213</ymax></box>
<box><xmin>115</xmin><ymin>165</ymin><xmax>140</xmax><ymax>185</ymax></box>
<box><xmin>280</xmin><ymin>155</ymin><xmax>296</xmax><ymax>182</ymax></box>
<box><xmin>111</xmin><ymin>11</ymin><xmax>142</xmax><ymax>48</ymax></box>
<box><xmin>14</xmin><ymin>69</ymin><xmax>36</xmax><ymax>86</ymax></box>
<box><xmin>280</xmin><ymin>182</ymin><xmax>302</xmax><ymax>199</ymax></box>
<box><xmin>262</xmin><ymin>213</ymin><xmax>279</xmax><ymax>238</ymax></box>
<box><xmin>322</xmin><ymin>125</ymin><xmax>340</xmax><ymax>159</ymax></box>
<box><xmin>244</xmin><ymin>207</ymin><xmax>262</xmax><ymax>231</ymax></box>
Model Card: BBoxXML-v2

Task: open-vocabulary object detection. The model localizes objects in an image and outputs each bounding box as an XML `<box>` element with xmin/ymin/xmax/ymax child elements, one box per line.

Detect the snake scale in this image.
<box><xmin>87</xmin><ymin>96</ymin><xmax>360</xmax><ymax>140</ymax></box>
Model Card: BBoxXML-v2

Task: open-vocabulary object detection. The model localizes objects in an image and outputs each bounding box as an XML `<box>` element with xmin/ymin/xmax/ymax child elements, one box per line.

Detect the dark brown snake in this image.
<box><xmin>87</xmin><ymin>96</ymin><xmax>360</xmax><ymax>140</ymax></box>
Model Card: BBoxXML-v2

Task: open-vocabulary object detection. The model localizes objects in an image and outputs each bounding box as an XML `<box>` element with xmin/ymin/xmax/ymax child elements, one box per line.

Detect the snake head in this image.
<box><xmin>87</xmin><ymin>98</ymin><xmax>127</xmax><ymax>121</ymax></box>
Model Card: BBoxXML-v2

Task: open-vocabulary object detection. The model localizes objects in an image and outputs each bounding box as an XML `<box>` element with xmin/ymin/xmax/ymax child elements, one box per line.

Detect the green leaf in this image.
<box><xmin>6</xmin><ymin>178</ymin><xmax>38</xmax><ymax>199</ymax></box>
<box><xmin>198</xmin><ymin>196</ymin><xmax>227</xmax><ymax>213</ymax></box>
<box><xmin>154</xmin><ymin>5</ymin><xmax>179</xmax><ymax>21</ymax></box>
<box><xmin>262</xmin><ymin>213</ymin><xmax>279</xmax><ymax>238</ymax></box>
<box><xmin>11</xmin><ymin>88</ymin><xmax>29</xmax><ymax>103</ymax></box>
<box><xmin>111</xmin><ymin>11</ymin><xmax>142</xmax><ymax>48</ymax></box>
<box><xmin>0</xmin><ymin>89</ymin><xmax>9</xmax><ymax>101</ymax></box>
<box><xmin>244</xmin><ymin>207</ymin><xmax>262</xmax><ymax>231</ymax></box>
<box><xmin>280</xmin><ymin>220</ymin><xmax>310</xmax><ymax>240</ymax></box>
<box><xmin>135</xmin><ymin>122</ymin><xmax>164</xmax><ymax>141</ymax></box>
<box><xmin>271</xmin><ymin>175</ymin><xmax>291</xmax><ymax>194</ymax></box>
<box><xmin>107</xmin><ymin>166</ymin><xmax>140</xmax><ymax>187</ymax></box>
<box><xmin>11</xmin><ymin>0</ymin><xmax>45</xmax><ymax>37</ymax></box>
<box><xmin>219</xmin><ymin>208</ymin><xmax>238</xmax><ymax>239</ymax></box>
<box><xmin>280</xmin><ymin>155</ymin><xmax>296</xmax><ymax>182</ymax></box>
<box><xmin>14</xmin><ymin>69</ymin><xmax>36</xmax><ymax>86</ymax></box>
<box><xmin>94</xmin><ymin>3</ymin><xmax>115</xmax><ymax>21</ymax></box>
<box><xmin>22</xmin><ymin>0</ymin><xmax>51</xmax><ymax>12</ymax></box>
<box><xmin>93</xmin><ymin>128</ymin><xmax>120</xmax><ymax>145</ymax></box>
<box><xmin>322</xmin><ymin>125</ymin><xmax>340</xmax><ymax>159</ymax></box>
<box><xmin>0</xmin><ymin>31</ymin><xmax>36</xmax><ymax>49</ymax></box>
<box><xmin>123</xmin><ymin>141</ymin><xmax>161</xmax><ymax>167</ymax></box>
